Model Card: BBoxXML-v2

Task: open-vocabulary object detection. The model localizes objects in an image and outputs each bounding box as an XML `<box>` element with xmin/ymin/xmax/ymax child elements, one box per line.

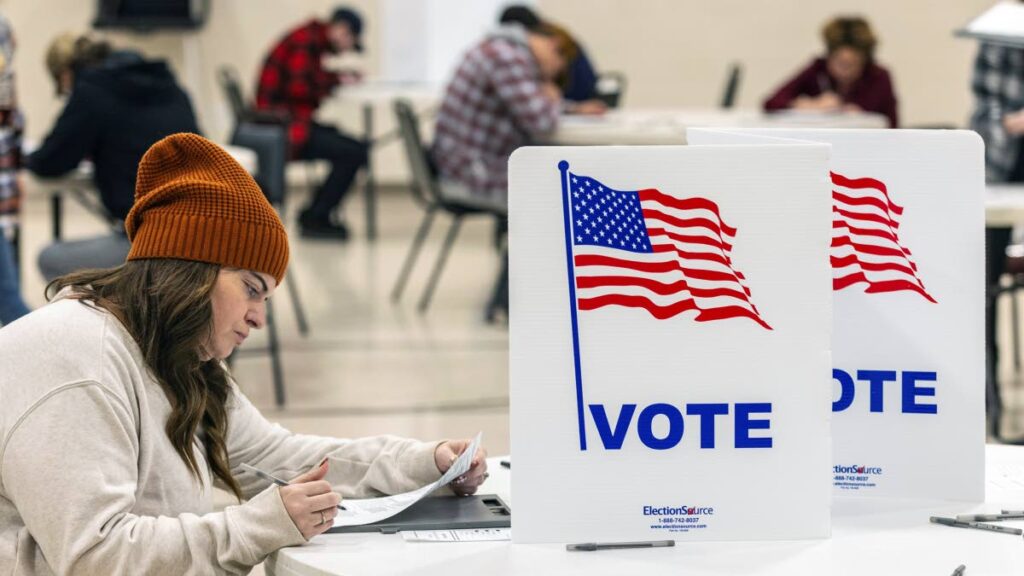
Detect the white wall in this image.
<box><xmin>0</xmin><ymin>0</ymin><xmax>999</xmax><ymax>181</ymax></box>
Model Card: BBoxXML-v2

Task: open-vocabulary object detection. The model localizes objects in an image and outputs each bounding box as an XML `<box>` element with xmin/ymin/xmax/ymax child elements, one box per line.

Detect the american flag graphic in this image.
<box><xmin>564</xmin><ymin>170</ymin><xmax>772</xmax><ymax>330</ymax></box>
<box><xmin>831</xmin><ymin>172</ymin><xmax>936</xmax><ymax>303</ymax></box>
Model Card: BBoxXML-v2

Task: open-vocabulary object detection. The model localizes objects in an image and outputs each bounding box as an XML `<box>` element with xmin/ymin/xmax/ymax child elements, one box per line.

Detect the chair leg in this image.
<box><xmin>265</xmin><ymin>298</ymin><xmax>286</xmax><ymax>407</ymax></box>
<box><xmin>10</xmin><ymin>224</ymin><xmax>20</xmax><ymax>282</ymax></box>
<box><xmin>418</xmin><ymin>215</ymin><xmax>462</xmax><ymax>313</ymax></box>
<box><xmin>1014</xmin><ymin>287</ymin><xmax>1022</xmax><ymax>372</ymax></box>
<box><xmin>285</xmin><ymin>276</ymin><xmax>310</xmax><ymax>336</ymax></box>
<box><xmin>485</xmin><ymin>247</ymin><xmax>509</xmax><ymax>323</ymax></box>
<box><xmin>392</xmin><ymin>208</ymin><xmax>436</xmax><ymax>302</ymax></box>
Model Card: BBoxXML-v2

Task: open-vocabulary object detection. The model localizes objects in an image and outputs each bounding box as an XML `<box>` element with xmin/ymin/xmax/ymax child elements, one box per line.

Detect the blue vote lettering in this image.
<box><xmin>588</xmin><ymin>402</ymin><xmax>771</xmax><ymax>450</ymax></box>
<box><xmin>832</xmin><ymin>368</ymin><xmax>937</xmax><ymax>414</ymax></box>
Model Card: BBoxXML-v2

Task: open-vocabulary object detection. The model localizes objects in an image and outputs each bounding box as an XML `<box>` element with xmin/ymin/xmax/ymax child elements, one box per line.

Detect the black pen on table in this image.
<box><xmin>240</xmin><ymin>463</ymin><xmax>347</xmax><ymax>511</ymax></box>
<box><xmin>567</xmin><ymin>540</ymin><xmax>674</xmax><ymax>552</ymax></box>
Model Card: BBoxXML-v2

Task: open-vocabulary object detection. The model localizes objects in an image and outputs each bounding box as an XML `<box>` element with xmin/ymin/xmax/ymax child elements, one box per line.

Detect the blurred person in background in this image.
<box><xmin>764</xmin><ymin>16</ymin><xmax>898</xmax><ymax>128</ymax></box>
<box><xmin>432</xmin><ymin>19</ymin><xmax>565</xmax><ymax>208</ymax></box>
<box><xmin>255</xmin><ymin>6</ymin><xmax>368</xmax><ymax>240</ymax></box>
<box><xmin>26</xmin><ymin>33</ymin><xmax>199</xmax><ymax>281</ymax></box>
<box><xmin>499</xmin><ymin>4</ymin><xmax>607</xmax><ymax>113</ymax></box>
<box><xmin>970</xmin><ymin>39</ymin><xmax>1024</xmax><ymax>438</ymax></box>
<box><xmin>0</xmin><ymin>10</ymin><xmax>28</xmax><ymax>325</ymax></box>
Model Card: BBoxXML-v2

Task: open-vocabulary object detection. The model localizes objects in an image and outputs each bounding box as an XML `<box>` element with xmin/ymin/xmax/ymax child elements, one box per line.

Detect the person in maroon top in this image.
<box><xmin>763</xmin><ymin>16</ymin><xmax>898</xmax><ymax>128</ymax></box>
<box><xmin>255</xmin><ymin>6</ymin><xmax>368</xmax><ymax>240</ymax></box>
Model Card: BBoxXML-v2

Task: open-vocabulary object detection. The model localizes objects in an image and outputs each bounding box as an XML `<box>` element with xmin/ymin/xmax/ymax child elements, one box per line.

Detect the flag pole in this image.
<box><xmin>558</xmin><ymin>160</ymin><xmax>587</xmax><ymax>451</ymax></box>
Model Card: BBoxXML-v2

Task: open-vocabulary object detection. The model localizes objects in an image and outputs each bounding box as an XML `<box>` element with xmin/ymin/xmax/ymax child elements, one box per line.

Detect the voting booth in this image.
<box><xmin>688</xmin><ymin>128</ymin><xmax>986</xmax><ymax>501</ymax></box>
<box><xmin>509</xmin><ymin>145</ymin><xmax>834</xmax><ymax>543</ymax></box>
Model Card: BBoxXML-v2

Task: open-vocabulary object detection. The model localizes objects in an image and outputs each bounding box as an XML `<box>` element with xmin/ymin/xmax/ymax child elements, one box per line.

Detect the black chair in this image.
<box><xmin>216</xmin><ymin>66</ymin><xmax>323</xmax><ymax>207</ymax></box>
<box><xmin>720</xmin><ymin>63</ymin><xmax>742</xmax><ymax>109</ymax></box>
<box><xmin>594</xmin><ymin>72</ymin><xmax>626</xmax><ymax>109</ymax></box>
<box><xmin>391</xmin><ymin>99</ymin><xmax>506</xmax><ymax>316</ymax></box>
<box><xmin>217</xmin><ymin>66</ymin><xmax>312</xmax><ymax>407</ymax></box>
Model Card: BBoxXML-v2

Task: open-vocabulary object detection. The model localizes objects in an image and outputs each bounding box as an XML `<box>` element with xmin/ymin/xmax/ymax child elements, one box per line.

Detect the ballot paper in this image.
<box><xmin>401</xmin><ymin>528</ymin><xmax>512</xmax><ymax>542</ymax></box>
<box><xmin>332</xmin><ymin>432</ymin><xmax>482</xmax><ymax>527</ymax></box>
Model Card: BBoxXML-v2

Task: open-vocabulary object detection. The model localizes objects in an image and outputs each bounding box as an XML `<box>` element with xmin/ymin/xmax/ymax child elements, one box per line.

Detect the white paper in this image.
<box><xmin>990</xmin><ymin>461</ymin><xmax>1024</xmax><ymax>492</ymax></box>
<box><xmin>401</xmin><ymin>528</ymin><xmax>511</xmax><ymax>542</ymax></box>
<box><xmin>332</xmin><ymin>432</ymin><xmax>482</xmax><ymax>527</ymax></box>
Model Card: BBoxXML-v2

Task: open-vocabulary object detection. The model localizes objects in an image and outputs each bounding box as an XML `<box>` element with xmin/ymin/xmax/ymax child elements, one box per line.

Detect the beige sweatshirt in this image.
<box><xmin>0</xmin><ymin>299</ymin><xmax>444</xmax><ymax>575</ymax></box>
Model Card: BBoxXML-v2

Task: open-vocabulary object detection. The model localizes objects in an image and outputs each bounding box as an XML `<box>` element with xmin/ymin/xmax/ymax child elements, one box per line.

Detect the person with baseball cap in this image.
<box><xmin>0</xmin><ymin>133</ymin><xmax>487</xmax><ymax>574</ymax></box>
<box><xmin>255</xmin><ymin>6</ymin><xmax>369</xmax><ymax>240</ymax></box>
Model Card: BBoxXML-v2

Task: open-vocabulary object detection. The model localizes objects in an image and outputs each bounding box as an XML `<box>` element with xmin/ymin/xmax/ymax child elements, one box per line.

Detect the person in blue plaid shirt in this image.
<box><xmin>0</xmin><ymin>11</ymin><xmax>29</xmax><ymax>325</ymax></box>
<box><xmin>970</xmin><ymin>41</ymin><xmax>1024</xmax><ymax>438</ymax></box>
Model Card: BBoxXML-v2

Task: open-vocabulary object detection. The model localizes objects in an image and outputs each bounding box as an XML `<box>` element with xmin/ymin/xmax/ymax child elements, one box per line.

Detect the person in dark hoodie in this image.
<box><xmin>27</xmin><ymin>33</ymin><xmax>200</xmax><ymax>281</ymax></box>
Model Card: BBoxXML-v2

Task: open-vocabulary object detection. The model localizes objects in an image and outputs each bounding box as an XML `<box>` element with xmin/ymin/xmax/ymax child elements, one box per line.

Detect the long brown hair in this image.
<box><xmin>47</xmin><ymin>259</ymin><xmax>243</xmax><ymax>499</ymax></box>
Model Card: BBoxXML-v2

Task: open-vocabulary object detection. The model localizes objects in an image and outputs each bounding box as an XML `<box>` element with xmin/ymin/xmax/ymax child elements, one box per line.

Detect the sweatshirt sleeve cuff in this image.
<box><xmin>227</xmin><ymin>485</ymin><xmax>307</xmax><ymax>562</ymax></box>
<box><xmin>402</xmin><ymin>440</ymin><xmax>445</xmax><ymax>487</ymax></box>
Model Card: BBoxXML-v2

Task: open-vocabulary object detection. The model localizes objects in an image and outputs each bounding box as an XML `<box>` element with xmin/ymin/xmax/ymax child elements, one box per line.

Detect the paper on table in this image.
<box><xmin>332</xmin><ymin>432</ymin><xmax>482</xmax><ymax>527</ymax></box>
<box><xmin>401</xmin><ymin>528</ymin><xmax>511</xmax><ymax>542</ymax></box>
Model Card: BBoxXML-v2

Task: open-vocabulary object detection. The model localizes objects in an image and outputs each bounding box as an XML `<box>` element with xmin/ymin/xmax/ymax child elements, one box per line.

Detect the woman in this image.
<box><xmin>763</xmin><ymin>16</ymin><xmax>898</xmax><ymax>128</ymax></box>
<box><xmin>0</xmin><ymin>133</ymin><xmax>487</xmax><ymax>574</ymax></box>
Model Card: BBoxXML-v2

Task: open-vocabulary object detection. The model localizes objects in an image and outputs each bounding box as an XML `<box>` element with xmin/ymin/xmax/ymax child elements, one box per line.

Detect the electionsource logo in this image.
<box><xmin>643</xmin><ymin>505</ymin><xmax>715</xmax><ymax>516</ymax></box>
<box><xmin>833</xmin><ymin>464</ymin><xmax>883</xmax><ymax>475</ymax></box>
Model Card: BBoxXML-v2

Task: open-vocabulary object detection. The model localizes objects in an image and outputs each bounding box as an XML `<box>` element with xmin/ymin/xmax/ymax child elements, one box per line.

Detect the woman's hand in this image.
<box><xmin>434</xmin><ymin>440</ymin><xmax>489</xmax><ymax>496</ymax></box>
<box><xmin>279</xmin><ymin>460</ymin><xmax>342</xmax><ymax>540</ymax></box>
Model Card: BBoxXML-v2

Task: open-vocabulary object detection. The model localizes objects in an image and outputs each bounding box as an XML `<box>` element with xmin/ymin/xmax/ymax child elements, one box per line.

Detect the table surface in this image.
<box><xmin>331</xmin><ymin>80</ymin><xmax>442</xmax><ymax>104</ymax></box>
<box><xmin>268</xmin><ymin>445</ymin><xmax>1024</xmax><ymax>576</ymax></box>
<box><xmin>985</xmin><ymin>183</ymin><xmax>1024</xmax><ymax>228</ymax></box>
<box><xmin>550</xmin><ymin>108</ymin><xmax>890</xmax><ymax>145</ymax></box>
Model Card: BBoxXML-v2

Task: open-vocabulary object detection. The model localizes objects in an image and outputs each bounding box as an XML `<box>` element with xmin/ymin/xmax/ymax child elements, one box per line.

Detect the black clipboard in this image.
<box><xmin>327</xmin><ymin>494</ymin><xmax>512</xmax><ymax>534</ymax></box>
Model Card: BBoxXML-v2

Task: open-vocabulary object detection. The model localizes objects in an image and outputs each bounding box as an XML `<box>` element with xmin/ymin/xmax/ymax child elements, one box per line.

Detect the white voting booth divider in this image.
<box><xmin>508</xmin><ymin>145</ymin><xmax>834</xmax><ymax>543</ymax></box>
<box><xmin>687</xmin><ymin>128</ymin><xmax>986</xmax><ymax>502</ymax></box>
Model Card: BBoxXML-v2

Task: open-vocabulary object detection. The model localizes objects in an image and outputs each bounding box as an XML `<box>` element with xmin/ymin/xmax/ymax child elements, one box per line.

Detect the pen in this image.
<box><xmin>951</xmin><ymin>565</ymin><xmax>966</xmax><ymax>576</ymax></box>
<box><xmin>956</xmin><ymin>513</ymin><xmax>1024</xmax><ymax>522</ymax></box>
<box><xmin>930</xmin><ymin>516</ymin><xmax>1022</xmax><ymax>535</ymax></box>
<box><xmin>240</xmin><ymin>463</ymin><xmax>347</xmax><ymax>511</ymax></box>
<box><xmin>566</xmin><ymin>540</ymin><xmax>675</xmax><ymax>552</ymax></box>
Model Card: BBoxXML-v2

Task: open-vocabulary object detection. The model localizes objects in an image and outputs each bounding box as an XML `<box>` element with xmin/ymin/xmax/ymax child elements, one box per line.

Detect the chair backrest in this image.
<box><xmin>594</xmin><ymin>72</ymin><xmax>626</xmax><ymax>109</ymax></box>
<box><xmin>393</xmin><ymin>99</ymin><xmax>439</xmax><ymax>207</ymax></box>
<box><xmin>230</xmin><ymin>122</ymin><xmax>288</xmax><ymax>207</ymax></box>
<box><xmin>217</xmin><ymin>66</ymin><xmax>248</xmax><ymax>123</ymax></box>
<box><xmin>720</xmin><ymin>62</ymin><xmax>742</xmax><ymax>109</ymax></box>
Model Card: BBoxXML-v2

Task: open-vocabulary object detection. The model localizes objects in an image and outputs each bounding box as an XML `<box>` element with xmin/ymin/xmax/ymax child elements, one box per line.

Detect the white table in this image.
<box><xmin>268</xmin><ymin>445</ymin><xmax>1024</xmax><ymax>575</ymax></box>
<box><xmin>986</xmin><ymin>183</ymin><xmax>1024</xmax><ymax>227</ymax></box>
<box><xmin>551</xmin><ymin>108</ymin><xmax>889</xmax><ymax>146</ymax></box>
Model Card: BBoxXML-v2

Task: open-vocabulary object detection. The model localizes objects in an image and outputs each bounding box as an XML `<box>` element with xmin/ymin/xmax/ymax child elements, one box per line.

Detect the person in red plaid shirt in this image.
<box><xmin>255</xmin><ymin>6</ymin><xmax>367</xmax><ymax>240</ymax></box>
<box><xmin>432</xmin><ymin>23</ymin><xmax>566</xmax><ymax>208</ymax></box>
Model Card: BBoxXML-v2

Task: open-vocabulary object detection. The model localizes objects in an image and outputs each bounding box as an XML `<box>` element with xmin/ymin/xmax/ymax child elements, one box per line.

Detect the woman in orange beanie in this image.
<box><xmin>0</xmin><ymin>133</ymin><xmax>488</xmax><ymax>574</ymax></box>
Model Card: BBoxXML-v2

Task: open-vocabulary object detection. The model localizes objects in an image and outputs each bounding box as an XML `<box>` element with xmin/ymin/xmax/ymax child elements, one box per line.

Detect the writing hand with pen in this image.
<box><xmin>276</xmin><ymin>460</ymin><xmax>343</xmax><ymax>540</ymax></box>
<box><xmin>434</xmin><ymin>439</ymin><xmax>489</xmax><ymax>496</ymax></box>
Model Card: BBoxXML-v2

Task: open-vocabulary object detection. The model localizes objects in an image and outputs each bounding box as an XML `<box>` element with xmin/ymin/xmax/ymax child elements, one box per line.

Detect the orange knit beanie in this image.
<box><xmin>125</xmin><ymin>133</ymin><xmax>289</xmax><ymax>283</ymax></box>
